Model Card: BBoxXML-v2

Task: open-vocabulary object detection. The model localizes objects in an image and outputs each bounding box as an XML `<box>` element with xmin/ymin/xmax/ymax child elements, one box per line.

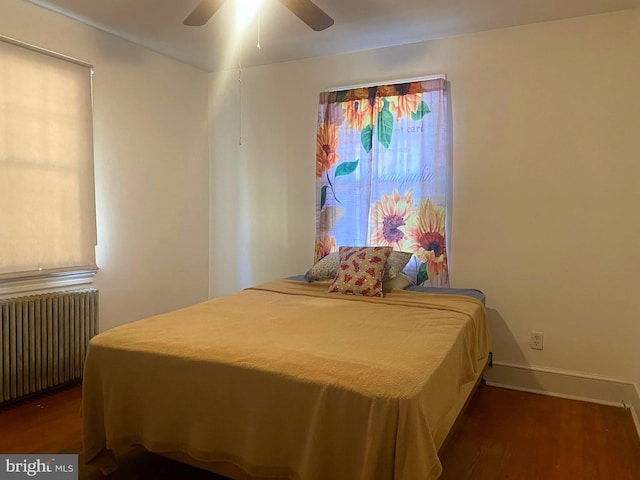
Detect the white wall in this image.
<box><xmin>210</xmin><ymin>9</ymin><xmax>640</xmax><ymax>386</ymax></box>
<box><xmin>2</xmin><ymin>0</ymin><xmax>210</xmax><ymax>331</ymax></box>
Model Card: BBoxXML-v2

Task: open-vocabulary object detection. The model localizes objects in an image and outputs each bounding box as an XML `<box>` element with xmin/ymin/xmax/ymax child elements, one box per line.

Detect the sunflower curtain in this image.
<box><xmin>315</xmin><ymin>78</ymin><xmax>450</xmax><ymax>287</ymax></box>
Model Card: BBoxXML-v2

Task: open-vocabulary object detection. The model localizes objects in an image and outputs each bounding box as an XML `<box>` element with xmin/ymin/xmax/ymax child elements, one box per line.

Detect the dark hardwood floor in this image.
<box><xmin>1</xmin><ymin>384</ymin><xmax>639</xmax><ymax>479</ymax></box>
<box><xmin>439</xmin><ymin>386</ymin><xmax>640</xmax><ymax>479</ymax></box>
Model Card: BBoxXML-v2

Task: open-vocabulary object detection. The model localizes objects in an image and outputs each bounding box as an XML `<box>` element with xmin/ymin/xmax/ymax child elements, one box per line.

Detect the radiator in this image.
<box><xmin>0</xmin><ymin>289</ymin><xmax>98</xmax><ymax>405</ymax></box>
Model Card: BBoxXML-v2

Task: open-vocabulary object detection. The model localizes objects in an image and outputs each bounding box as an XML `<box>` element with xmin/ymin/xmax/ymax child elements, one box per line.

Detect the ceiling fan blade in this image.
<box><xmin>278</xmin><ymin>0</ymin><xmax>334</xmax><ymax>31</ymax></box>
<box><xmin>183</xmin><ymin>0</ymin><xmax>226</xmax><ymax>26</ymax></box>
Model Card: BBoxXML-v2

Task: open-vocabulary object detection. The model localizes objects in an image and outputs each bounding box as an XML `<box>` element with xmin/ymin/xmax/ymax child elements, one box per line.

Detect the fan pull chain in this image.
<box><xmin>238</xmin><ymin>28</ymin><xmax>243</xmax><ymax>146</ymax></box>
<box><xmin>238</xmin><ymin>65</ymin><xmax>242</xmax><ymax>146</ymax></box>
<box><xmin>257</xmin><ymin>3</ymin><xmax>261</xmax><ymax>50</ymax></box>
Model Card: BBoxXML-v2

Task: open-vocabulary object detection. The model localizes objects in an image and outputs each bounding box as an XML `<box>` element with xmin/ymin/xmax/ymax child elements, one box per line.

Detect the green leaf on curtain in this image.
<box><xmin>411</xmin><ymin>101</ymin><xmax>431</xmax><ymax>121</ymax></box>
<box><xmin>417</xmin><ymin>262</ymin><xmax>429</xmax><ymax>285</ymax></box>
<box><xmin>320</xmin><ymin>185</ymin><xmax>328</xmax><ymax>209</ymax></box>
<box><xmin>377</xmin><ymin>99</ymin><xmax>394</xmax><ymax>149</ymax></box>
<box><xmin>335</xmin><ymin>160</ymin><xmax>359</xmax><ymax>177</ymax></box>
<box><xmin>361</xmin><ymin>125</ymin><xmax>373</xmax><ymax>153</ymax></box>
<box><xmin>335</xmin><ymin>90</ymin><xmax>349</xmax><ymax>103</ymax></box>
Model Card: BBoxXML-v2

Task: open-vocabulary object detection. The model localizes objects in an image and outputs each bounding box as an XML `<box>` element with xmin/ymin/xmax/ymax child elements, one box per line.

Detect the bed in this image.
<box><xmin>82</xmin><ymin>278</ymin><xmax>490</xmax><ymax>480</ymax></box>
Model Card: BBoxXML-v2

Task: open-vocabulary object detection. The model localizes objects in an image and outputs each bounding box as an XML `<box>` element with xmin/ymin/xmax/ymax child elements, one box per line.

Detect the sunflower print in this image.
<box><xmin>316</xmin><ymin>122</ymin><xmax>340</xmax><ymax>178</ymax></box>
<box><xmin>403</xmin><ymin>199</ymin><xmax>448</xmax><ymax>286</ymax></box>
<box><xmin>389</xmin><ymin>83</ymin><xmax>423</xmax><ymax>120</ymax></box>
<box><xmin>368</xmin><ymin>189</ymin><xmax>414</xmax><ymax>249</ymax></box>
<box><xmin>315</xmin><ymin>232</ymin><xmax>337</xmax><ymax>262</ymax></box>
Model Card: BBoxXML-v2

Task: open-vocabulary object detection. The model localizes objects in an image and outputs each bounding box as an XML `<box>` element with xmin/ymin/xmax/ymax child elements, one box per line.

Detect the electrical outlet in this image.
<box><xmin>531</xmin><ymin>332</ymin><xmax>544</xmax><ymax>350</ymax></box>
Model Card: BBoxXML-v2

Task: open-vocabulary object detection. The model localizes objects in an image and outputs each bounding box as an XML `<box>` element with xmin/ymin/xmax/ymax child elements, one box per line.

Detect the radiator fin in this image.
<box><xmin>0</xmin><ymin>289</ymin><xmax>98</xmax><ymax>404</ymax></box>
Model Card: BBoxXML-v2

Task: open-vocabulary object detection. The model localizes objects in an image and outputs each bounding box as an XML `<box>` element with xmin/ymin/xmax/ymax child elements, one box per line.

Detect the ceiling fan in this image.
<box><xmin>183</xmin><ymin>0</ymin><xmax>334</xmax><ymax>31</ymax></box>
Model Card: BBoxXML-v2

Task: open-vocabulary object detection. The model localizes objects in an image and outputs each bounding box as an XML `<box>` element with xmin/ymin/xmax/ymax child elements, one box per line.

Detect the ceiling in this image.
<box><xmin>26</xmin><ymin>0</ymin><xmax>640</xmax><ymax>72</ymax></box>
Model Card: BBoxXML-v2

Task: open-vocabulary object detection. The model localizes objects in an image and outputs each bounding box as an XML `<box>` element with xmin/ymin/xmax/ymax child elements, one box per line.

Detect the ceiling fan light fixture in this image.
<box><xmin>183</xmin><ymin>0</ymin><xmax>334</xmax><ymax>31</ymax></box>
<box><xmin>235</xmin><ymin>0</ymin><xmax>262</xmax><ymax>33</ymax></box>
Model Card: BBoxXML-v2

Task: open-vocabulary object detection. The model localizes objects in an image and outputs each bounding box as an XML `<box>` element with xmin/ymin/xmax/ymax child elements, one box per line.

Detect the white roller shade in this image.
<box><xmin>0</xmin><ymin>37</ymin><xmax>97</xmax><ymax>279</ymax></box>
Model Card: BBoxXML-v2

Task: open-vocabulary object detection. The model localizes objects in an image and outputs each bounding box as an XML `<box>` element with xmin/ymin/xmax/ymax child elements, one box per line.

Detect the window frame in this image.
<box><xmin>0</xmin><ymin>34</ymin><xmax>97</xmax><ymax>294</ymax></box>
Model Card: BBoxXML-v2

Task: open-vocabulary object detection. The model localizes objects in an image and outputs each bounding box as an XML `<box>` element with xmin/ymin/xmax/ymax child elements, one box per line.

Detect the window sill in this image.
<box><xmin>0</xmin><ymin>271</ymin><xmax>96</xmax><ymax>300</ymax></box>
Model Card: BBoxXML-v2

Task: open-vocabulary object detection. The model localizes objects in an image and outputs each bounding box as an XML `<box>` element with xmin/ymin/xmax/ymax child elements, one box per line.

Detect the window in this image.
<box><xmin>315</xmin><ymin>77</ymin><xmax>450</xmax><ymax>286</ymax></box>
<box><xmin>0</xmin><ymin>36</ymin><xmax>97</xmax><ymax>284</ymax></box>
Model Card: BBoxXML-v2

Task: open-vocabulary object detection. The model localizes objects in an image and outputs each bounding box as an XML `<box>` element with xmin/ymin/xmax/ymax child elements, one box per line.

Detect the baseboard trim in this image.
<box><xmin>631</xmin><ymin>383</ymin><xmax>640</xmax><ymax>441</ymax></box>
<box><xmin>484</xmin><ymin>361</ymin><xmax>640</xmax><ymax>440</ymax></box>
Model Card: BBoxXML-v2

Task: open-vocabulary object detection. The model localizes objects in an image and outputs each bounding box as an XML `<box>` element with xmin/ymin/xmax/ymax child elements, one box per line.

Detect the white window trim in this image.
<box><xmin>0</xmin><ymin>271</ymin><xmax>96</xmax><ymax>300</ymax></box>
<box><xmin>325</xmin><ymin>74</ymin><xmax>446</xmax><ymax>92</ymax></box>
<box><xmin>0</xmin><ymin>33</ymin><xmax>92</xmax><ymax>68</ymax></box>
<box><xmin>0</xmin><ymin>34</ymin><xmax>97</xmax><ymax>296</ymax></box>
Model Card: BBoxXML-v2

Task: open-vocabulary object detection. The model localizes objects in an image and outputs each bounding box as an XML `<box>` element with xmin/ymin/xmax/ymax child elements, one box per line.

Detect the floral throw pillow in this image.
<box><xmin>328</xmin><ymin>246</ymin><xmax>393</xmax><ymax>297</ymax></box>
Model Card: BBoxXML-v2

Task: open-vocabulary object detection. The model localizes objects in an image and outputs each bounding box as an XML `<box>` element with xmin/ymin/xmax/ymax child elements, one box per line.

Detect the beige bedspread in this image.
<box><xmin>82</xmin><ymin>279</ymin><xmax>490</xmax><ymax>480</ymax></box>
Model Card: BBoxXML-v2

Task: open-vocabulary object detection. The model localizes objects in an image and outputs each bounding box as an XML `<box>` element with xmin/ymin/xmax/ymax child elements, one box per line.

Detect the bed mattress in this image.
<box><xmin>82</xmin><ymin>279</ymin><xmax>490</xmax><ymax>480</ymax></box>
